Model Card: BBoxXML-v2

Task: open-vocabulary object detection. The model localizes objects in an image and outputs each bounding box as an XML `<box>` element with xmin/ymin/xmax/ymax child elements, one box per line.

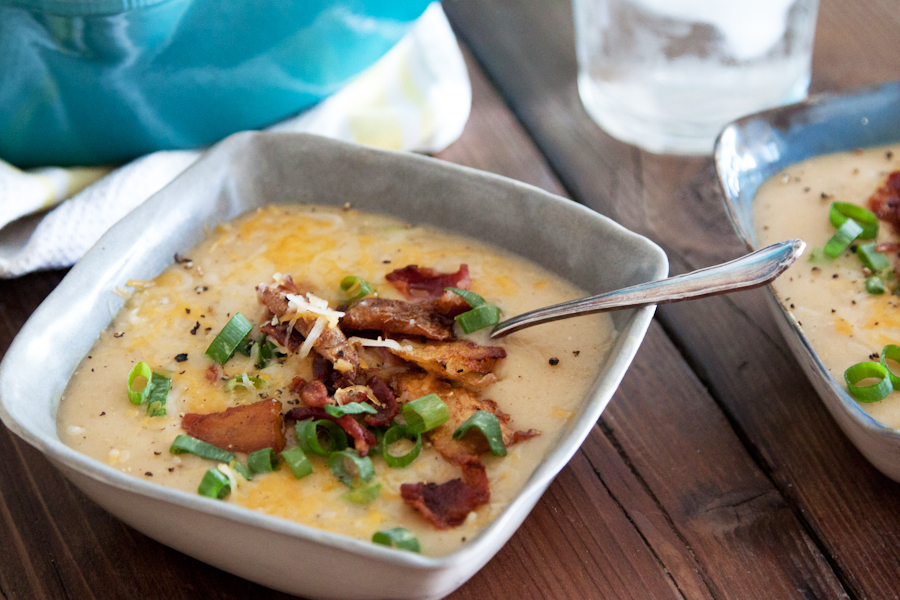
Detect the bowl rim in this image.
<box><xmin>0</xmin><ymin>131</ymin><xmax>668</xmax><ymax>575</ymax></box>
<box><xmin>713</xmin><ymin>81</ymin><xmax>900</xmax><ymax>444</ymax></box>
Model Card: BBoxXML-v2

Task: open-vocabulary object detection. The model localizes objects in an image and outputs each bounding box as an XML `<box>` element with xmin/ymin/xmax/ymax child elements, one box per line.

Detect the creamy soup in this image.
<box><xmin>755</xmin><ymin>145</ymin><xmax>900</xmax><ymax>427</ymax></box>
<box><xmin>58</xmin><ymin>205</ymin><xmax>614</xmax><ymax>556</ymax></box>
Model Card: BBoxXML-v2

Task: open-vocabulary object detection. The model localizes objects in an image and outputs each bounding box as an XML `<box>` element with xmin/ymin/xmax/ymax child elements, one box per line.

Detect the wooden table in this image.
<box><xmin>2</xmin><ymin>1</ymin><xmax>899</xmax><ymax>598</ymax></box>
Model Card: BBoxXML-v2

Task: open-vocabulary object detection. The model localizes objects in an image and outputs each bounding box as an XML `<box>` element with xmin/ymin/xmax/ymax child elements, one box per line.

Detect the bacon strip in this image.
<box><xmin>868</xmin><ymin>170</ymin><xmax>900</xmax><ymax>234</ymax></box>
<box><xmin>400</xmin><ymin>459</ymin><xmax>490</xmax><ymax>529</ymax></box>
<box><xmin>364</xmin><ymin>376</ymin><xmax>400</xmax><ymax>427</ymax></box>
<box><xmin>285</xmin><ymin>406</ymin><xmax>377</xmax><ymax>456</ymax></box>
<box><xmin>386</xmin><ymin>264</ymin><xmax>470</xmax><ymax>299</ymax></box>
<box><xmin>340</xmin><ymin>298</ymin><xmax>455</xmax><ymax>341</ymax></box>
<box><xmin>182</xmin><ymin>399</ymin><xmax>285</xmax><ymax>453</ymax></box>
<box><xmin>390</xmin><ymin>340</ymin><xmax>506</xmax><ymax>388</ymax></box>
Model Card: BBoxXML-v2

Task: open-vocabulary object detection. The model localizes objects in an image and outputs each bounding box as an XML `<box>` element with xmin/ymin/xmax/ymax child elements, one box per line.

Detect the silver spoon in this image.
<box><xmin>490</xmin><ymin>238</ymin><xmax>804</xmax><ymax>338</ymax></box>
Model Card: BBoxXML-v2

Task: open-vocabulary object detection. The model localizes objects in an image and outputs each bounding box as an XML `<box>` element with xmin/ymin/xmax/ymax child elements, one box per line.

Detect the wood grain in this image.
<box><xmin>444</xmin><ymin>0</ymin><xmax>900</xmax><ymax>598</ymax></box>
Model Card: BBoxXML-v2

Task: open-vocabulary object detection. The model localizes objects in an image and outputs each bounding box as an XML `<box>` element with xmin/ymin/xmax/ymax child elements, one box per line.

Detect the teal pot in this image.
<box><xmin>0</xmin><ymin>0</ymin><xmax>432</xmax><ymax>166</ymax></box>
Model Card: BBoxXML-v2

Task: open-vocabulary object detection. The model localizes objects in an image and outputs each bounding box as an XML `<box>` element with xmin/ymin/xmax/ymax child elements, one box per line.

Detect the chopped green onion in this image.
<box><xmin>370</xmin><ymin>427</ymin><xmax>385</xmax><ymax>455</ymax></box>
<box><xmin>402</xmin><ymin>393</ymin><xmax>449</xmax><ymax>434</ymax></box>
<box><xmin>453</xmin><ymin>410</ymin><xmax>507</xmax><ymax>456</ymax></box>
<box><xmin>857</xmin><ymin>242</ymin><xmax>892</xmax><ymax>273</ymax></box>
<box><xmin>880</xmin><ymin>345</ymin><xmax>900</xmax><ymax>389</ymax></box>
<box><xmin>233</xmin><ymin>335</ymin><xmax>253</xmax><ymax>357</ymax></box>
<box><xmin>445</xmin><ymin>287</ymin><xmax>485</xmax><ymax>308</ymax></box>
<box><xmin>296</xmin><ymin>419</ymin><xmax>348</xmax><ymax>456</ymax></box>
<box><xmin>341</xmin><ymin>483</ymin><xmax>381</xmax><ymax>505</ymax></box>
<box><xmin>248</xmin><ymin>448</ymin><xmax>278</xmax><ymax>475</ymax></box>
<box><xmin>126</xmin><ymin>362</ymin><xmax>153</xmax><ymax>405</ymax></box>
<box><xmin>225</xmin><ymin>373</ymin><xmax>267</xmax><ymax>392</ymax></box>
<box><xmin>328</xmin><ymin>449</ymin><xmax>375</xmax><ymax>487</ymax></box>
<box><xmin>340</xmin><ymin>276</ymin><xmax>375</xmax><ymax>301</ymax></box>
<box><xmin>324</xmin><ymin>402</ymin><xmax>378</xmax><ymax>418</ymax></box>
<box><xmin>145</xmin><ymin>371</ymin><xmax>171</xmax><ymax>416</ymax></box>
<box><xmin>372</xmin><ymin>528</ymin><xmax>421</xmax><ymax>553</ymax></box>
<box><xmin>866</xmin><ymin>277</ymin><xmax>886</xmax><ymax>294</ymax></box>
<box><xmin>205</xmin><ymin>313</ymin><xmax>254</xmax><ymax>365</ymax></box>
<box><xmin>456</xmin><ymin>304</ymin><xmax>502</xmax><ymax>334</ymax></box>
<box><xmin>823</xmin><ymin>219</ymin><xmax>864</xmax><ymax>259</ymax></box>
<box><xmin>830</xmin><ymin>202</ymin><xmax>879</xmax><ymax>240</ymax></box>
<box><xmin>280</xmin><ymin>446</ymin><xmax>313</xmax><ymax>479</ymax></box>
<box><xmin>169</xmin><ymin>434</ymin><xmax>235</xmax><ymax>463</ymax></box>
<box><xmin>231</xmin><ymin>461</ymin><xmax>252</xmax><ymax>481</ymax></box>
<box><xmin>382</xmin><ymin>424</ymin><xmax>422</xmax><ymax>468</ymax></box>
<box><xmin>844</xmin><ymin>361</ymin><xmax>893</xmax><ymax>403</ymax></box>
<box><xmin>198</xmin><ymin>468</ymin><xmax>231</xmax><ymax>499</ymax></box>
<box><xmin>254</xmin><ymin>334</ymin><xmax>283</xmax><ymax>369</ymax></box>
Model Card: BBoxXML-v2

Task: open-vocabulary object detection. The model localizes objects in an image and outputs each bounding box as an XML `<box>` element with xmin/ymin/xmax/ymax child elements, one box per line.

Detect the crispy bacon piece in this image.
<box><xmin>424</xmin><ymin>290</ymin><xmax>473</xmax><ymax>318</ymax></box>
<box><xmin>390</xmin><ymin>340</ymin><xmax>506</xmax><ymax>388</ymax></box>
<box><xmin>400</xmin><ymin>459</ymin><xmax>490</xmax><ymax>529</ymax></box>
<box><xmin>868</xmin><ymin>170</ymin><xmax>900</xmax><ymax>233</ymax></box>
<box><xmin>257</xmin><ymin>282</ymin><xmax>359</xmax><ymax>377</ymax></box>
<box><xmin>340</xmin><ymin>298</ymin><xmax>455</xmax><ymax>341</ymax></box>
<box><xmin>386</xmin><ymin>264</ymin><xmax>471</xmax><ymax>299</ymax></box>
<box><xmin>364</xmin><ymin>376</ymin><xmax>400</xmax><ymax>426</ymax></box>
<box><xmin>182</xmin><ymin>399</ymin><xmax>285</xmax><ymax>453</ymax></box>
<box><xmin>300</xmin><ymin>380</ymin><xmax>332</xmax><ymax>407</ymax></box>
<box><xmin>205</xmin><ymin>364</ymin><xmax>222</xmax><ymax>384</ymax></box>
<box><xmin>285</xmin><ymin>406</ymin><xmax>377</xmax><ymax>456</ymax></box>
<box><xmin>395</xmin><ymin>373</ymin><xmax>538</xmax><ymax>464</ymax></box>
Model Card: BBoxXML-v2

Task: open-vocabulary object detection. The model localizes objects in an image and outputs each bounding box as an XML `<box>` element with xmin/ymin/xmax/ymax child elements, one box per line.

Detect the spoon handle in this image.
<box><xmin>490</xmin><ymin>239</ymin><xmax>805</xmax><ymax>338</ymax></box>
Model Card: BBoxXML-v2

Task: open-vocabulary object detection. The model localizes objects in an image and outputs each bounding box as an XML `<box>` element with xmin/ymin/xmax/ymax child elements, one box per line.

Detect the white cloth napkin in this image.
<box><xmin>0</xmin><ymin>3</ymin><xmax>470</xmax><ymax>278</ymax></box>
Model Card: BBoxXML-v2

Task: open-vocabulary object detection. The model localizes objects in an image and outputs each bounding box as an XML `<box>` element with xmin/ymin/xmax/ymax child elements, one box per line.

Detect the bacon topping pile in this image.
<box><xmin>868</xmin><ymin>170</ymin><xmax>900</xmax><ymax>233</ymax></box>
<box><xmin>180</xmin><ymin>264</ymin><xmax>539</xmax><ymax>532</ymax></box>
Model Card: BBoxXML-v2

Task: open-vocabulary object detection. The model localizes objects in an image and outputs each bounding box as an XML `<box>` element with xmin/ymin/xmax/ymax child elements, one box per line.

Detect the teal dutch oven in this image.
<box><xmin>0</xmin><ymin>0</ymin><xmax>432</xmax><ymax>167</ymax></box>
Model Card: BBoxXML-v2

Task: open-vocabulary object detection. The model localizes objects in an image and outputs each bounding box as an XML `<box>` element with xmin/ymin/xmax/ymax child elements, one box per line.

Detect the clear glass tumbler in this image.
<box><xmin>572</xmin><ymin>0</ymin><xmax>819</xmax><ymax>155</ymax></box>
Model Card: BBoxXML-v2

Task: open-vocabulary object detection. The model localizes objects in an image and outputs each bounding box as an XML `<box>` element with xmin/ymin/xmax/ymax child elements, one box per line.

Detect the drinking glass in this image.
<box><xmin>572</xmin><ymin>0</ymin><xmax>819</xmax><ymax>155</ymax></box>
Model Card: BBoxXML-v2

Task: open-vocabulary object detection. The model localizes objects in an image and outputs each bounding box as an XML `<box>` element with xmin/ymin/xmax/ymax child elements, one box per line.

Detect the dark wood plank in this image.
<box><xmin>444</xmin><ymin>0</ymin><xmax>900</xmax><ymax>598</ymax></box>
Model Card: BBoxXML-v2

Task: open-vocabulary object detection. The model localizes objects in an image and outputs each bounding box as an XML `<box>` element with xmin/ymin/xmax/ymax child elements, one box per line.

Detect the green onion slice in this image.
<box><xmin>231</xmin><ymin>461</ymin><xmax>252</xmax><ymax>481</ymax></box>
<box><xmin>280</xmin><ymin>446</ymin><xmax>313</xmax><ymax>479</ymax></box>
<box><xmin>198</xmin><ymin>468</ymin><xmax>231</xmax><ymax>499</ymax></box>
<box><xmin>453</xmin><ymin>410</ymin><xmax>507</xmax><ymax>456</ymax></box>
<box><xmin>126</xmin><ymin>362</ymin><xmax>153</xmax><ymax>405</ymax></box>
<box><xmin>296</xmin><ymin>419</ymin><xmax>348</xmax><ymax>457</ymax></box>
<box><xmin>146</xmin><ymin>371</ymin><xmax>171</xmax><ymax>417</ymax></box>
<box><xmin>324</xmin><ymin>402</ymin><xmax>378</xmax><ymax>418</ymax></box>
<box><xmin>844</xmin><ymin>361</ymin><xmax>893</xmax><ymax>403</ymax></box>
<box><xmin>880</xmin><ymin>345</ymin><xmax>900</xmax><ymax>389</ymax></box>
<box><xmin>340</xmin><ymin>276</ymin><xmax>375</xmax><ymax>301</ymax></box>
<box><xmin>233</xmin><ymin>335</ymin><xmax>253</xmax><ymax>357</ymax></box>
<box><xmin>372</xmin><ymin>528</ymin><xmax>421</xmax><ymax>553</ymax></box>
<box><xmin>247</xmin><ymin>448</ymin><xmax>278</xmax><ymax>475</ymax></box>
<box><xmin>830</xmin><ymin>202</ymin><xmax>879</xmax><ymax>240</ymax></box>
<box><xmin>456</xmin><ymin>304</ymin><xmax>502</xmax><ymax>334</ymax></box>
<box><xmin>225</xmin><ymin>373</ymin><xmax>267</xmax><ymax>392</ymax></box>
<box><xmin>169</xmin><ymin>434</ymin><xmax>235</xmax><ymax>463</ymax></box>
<box><xmin>823</xmin><ymin>219</ymin><xmax>864</xmax><ymax>259</ymax></box>
<box><xmin>857</xmin><ymin>242</ymin><xmax>892</xmax><ymax>273</ymax></box>
<box><xmin>866</xmin><ymin>276</ymin><xmax>886</xmax><ymax>294</ymax></box>
<box><xmin>328</xmin><ymin>449</ymin><xmax>375</xmax><ymax>487</ymax></box>
<box><xmin>205</xmin><ymin>313</ymin><xmax>254</xmax><ymax>365</ymax></box>
<box><xmin>382</xmin><ymin>424</ymin><xmax>422</xmax><ymax>468</ymax></box>
<box><xmin>254</xmin><ymin>334</ymin><xmax>283</xmax><ymax>369</ymax></box>
<box><xmin>402</xmin><ymin>393</ymin><xmax>449</xmax><ymax>434</ymax></box>
<box><xmin>341</xmin><ymin>483</ymin><xmax>381</xmax><ymax>505</ymax></box>
<box><xmin>445</xmin><ymin>287</ymin><xmax>485</xmax><ymax>308</ymax></box>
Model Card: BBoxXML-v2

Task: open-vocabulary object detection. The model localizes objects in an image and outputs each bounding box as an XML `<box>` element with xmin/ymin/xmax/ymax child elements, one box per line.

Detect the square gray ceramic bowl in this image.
<box><xmin>0</xmin><ymin>132</ymin><xmax>667</xmax><ymax>599</ymax></box>
<box><xmin>715</xmin><ymin>80</ymin><xmax>900</xmax><ymax>481</ymax></box>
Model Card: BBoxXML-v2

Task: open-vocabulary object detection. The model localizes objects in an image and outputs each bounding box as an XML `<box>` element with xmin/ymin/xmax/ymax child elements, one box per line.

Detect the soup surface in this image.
<box><xmin>58</xmin><ymin>205</ymin><xmax>615</xmax><ymax>556</ymax></box>
<box><xmin>755</xmin><ymin>145</ymin><xmax>900</xmax><ymax>427</ymax></box>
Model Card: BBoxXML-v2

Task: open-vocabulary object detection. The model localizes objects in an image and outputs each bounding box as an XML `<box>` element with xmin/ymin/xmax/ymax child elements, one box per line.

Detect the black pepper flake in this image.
<box><xmin>831</xmin><ymin>309</ymin><xmax>836</xmax><ymax>313</ymax></box>
<box><xmin>174</xmin><ymin>253</ymin><xmax>192</xmax><ymax>264</ymax></box>
<box><xmin>850</xmin><ymin>245</ymin><xmax>858</xmax><ymax>253</ymax></box>
<box><xmin>573</xmin><ymin>350</ymin><xmax>580</xmax><ymax>356</ymax></box>
<box><xmin>194</xmin><ymin>286</ymin><xmax>208</xmax><ymax>294</ymax></box>
<box><xmin>820</xmin><ymin>192</ymin><xmax>830</xmax><ymax>199</ymax></box>
<box><xmin>803</xmin><ymin>187</ymin><xmax>811</xmax><ymax>193</ymax></box>
<box><xmin>870</xmin><ymin>352</ymin><xmax>881</xmax><ymax>360</ymax></box>
<box><xmin>113</xmin><ymin>331</ymin><xmax>125</xmax><ymax>338</ymax></box>
<box><xmin>832</xmin><ymin>274</ymin><xmax>839</xmax><ymax>279</ymax></box>
<box><xmin>205</xmin><ymin>327</ymin><xmax>212</xmax><ymax>332</ymax></box>
<box><xmin>190</xmin><ymin>321</ymin><xmax>200</xmax><ymax>335</ymax></box>
<box><xmin>549</xmin><ymin>357</ymin><xmax>560</xmax><ymax>366</ymax></box>
<box><xmin>383</xmin><ymin>260</ymin><xmax>391</xmax><ymax>264</ymax></box>
<box><xmin>852</xmin><ymin>300</ymin><xmax>857</xmax><ymax>304</ymax></box>
<box><xmin>185</xmin><ymin>308</ymin><xmax>191</xmax><ymax>314</ymax></box>
<box><xmin>888</xmin><ymin>151</ymin><xmax>895</xmax><ymax>159</ymax></box>
<box><xmin>145</xmin><ymin>472</ymin><xmax>153</xmax><ymax>477</ymax></box>
<box><xmin>175</xmin><ymin>353</ymin><xmax>188</xmax><ymax>363</ymax></box>
<box><xmin>790</xmin><ymin>304</ymin><xmax>795</xmax><ymax>309</ymax></box>
<box><xmin>88</xmin><ymin>355</ymin><xmax>92</xmax><ymax>359</ymax></box>
<box><xmin>154</xmin><ymin>451</ymin><xmax>161</xmax><ymax>456</ymax></box>
<box><xmin>99</xmin><ymin>411</ymin><xmax>106</xmax><ymax>416</ymax></box>
<box><xmin>180</xmin><ymin>371</ymin><xmax>186</xmax><ymax>375</ymax></box>
<box><xmin>168</xmin><ymin>467</ymin><xmax>175</xmax><ymax>473</ymax></box>
<box><xmin>91</xmin><ymin>369</ymin><xmax>95</xmax><ymax>372</ymax></box>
